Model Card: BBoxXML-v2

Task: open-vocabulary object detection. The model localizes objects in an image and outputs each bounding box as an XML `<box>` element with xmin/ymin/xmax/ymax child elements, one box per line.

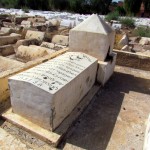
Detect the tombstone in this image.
<box><xmin>0</xmin><ymin>33</ymin><xmax>22</xmax><ymax>46</ymax></box>
<box><xmin>9</xmin><ymin>52</ymin><xmax>98</xmax><ymax>131</ymax></box>
<box><xmin>40</xmin><ymin>42</ymin><xmax>55</xmax><ymax>49</ymax></box>
<box><xmin>16</xmin><ymin>45</ymin><xmax>49</xmax><ymax>62</ymax></box>
<box><xmin>21</xmin><ymin>20</ymin><xmax>32</xmax><ymax>28</ymax></box>
<box><xmin>52</xmin><ymin>35</ymin><xmax>69</xmax><ymax>46</ymax></box>
<box><xmin>0</xmin><ymin>27</ymin><xmax>13</xmax><ymax>34</ymax></box>
<box><xmin>45</xmin><ymin>19</ymin><xmax>60</xmax><ymax>27</ymax></box>
<box><xmin>69</xmin><ymin>14</ymin><xmax>117</xmax><ymax>85</ymax></box>
<box><xmin>29</xmin><ymin>45</ymin><xmax>55</xmax><ymax>54</ymax></box>
<box><xmin>69</xmin><ymin>14</ymin><xmax>115</xmax><ymax>61</ymax></box>
<box><xmin>0</xmin><ymin>45</ymin><xmax>15</xmax><ymax>56</ymax></box>
<box><xmin>25</xmin><ymin>30</ymin><xmax>45</xmax><ymax>42</ymax></box>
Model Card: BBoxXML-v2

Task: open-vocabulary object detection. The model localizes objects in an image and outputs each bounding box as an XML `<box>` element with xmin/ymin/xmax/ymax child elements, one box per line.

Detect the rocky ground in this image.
<box><xmin>0</xmin><ymin>65</ymin><xmax>150</xmax><ymax>150</ymax></box>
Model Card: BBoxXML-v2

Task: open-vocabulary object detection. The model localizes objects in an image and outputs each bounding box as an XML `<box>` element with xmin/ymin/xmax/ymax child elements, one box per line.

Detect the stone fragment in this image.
<box><xmin>0</xmin><ymin>45</ymin><xmax>15</xmax><ymax>56</ymax></box>
<box><xmin>52</xmin><ymin>35</ymin><xmax>69</xmax><ymax>46</ymax></box>
<box><xmin>97</xmin><ymin>52</ymin><xmax>117</xmax><ymax>85</ymax></box>
<box><xmin>9</xmin><ymin>52</ymin><xmax>98</xmax><ymax>131</ymax></box>
<box><xmin>133</xmin><ymin>44</ymin><xmax>143</xmax><ymax>52</ymax></box>
<box><xmin>40</xmin><ymin>42</ymin><xmax>55</xmax><ymax>49</ymax></box>
<box><xmin>29</xmin><ymin>45</ymin><xmax>55</xmax><ymax>54</ymax></box>
<box><xmin>69</xmin><ymin>14</ymin><xmax>115</xmax><ymax>61</ymax></box>
<box><xmin>16</xmin><ymin>45</ymin><xmax>48</xmax><ymax>61</ymax></box>
<box><xmin>25</xmin><ymin>30</ymin><xmax>45</xmax><ymax>42</ymax></box>
<box><xmin>0</xmin><ymin>34</ymin><xmax>22</xmax><ymax>46</ymax></box>
<box><xmin>21</xmin><ymin>20</ymin><xmax>32</xmax><ymax>27</ymax></box>
<box><xmin>46</xmin><ymin>19</ymin><xmax>60</xmax><ymax>27</ymax></box>
<box><xmin>118</xmin><ymin>34</ymin><xmax>128</xmax><ymax>48</ymax></box>
<box><xmin>139</xmin><ymin>37</ymin><xmax>150</xmax><ymax>45</ymax></box>
<box><xmin>15</xmin><ymin>39</ymin><xmax>39</xmax><ymax>49</ymax></box>
<box><xmin>121</xmin><ymin>45</ymin><xmax>129</xmax><ymax>51</ymax></box>
<box><xmin>0</xmin><ymin>27</ymin><xmax>13</xmax><ymax>33</ymax></box>
<box><xmin>143</xmin><ymin>45</ymin><xmax>150</xmax><ymax>50</ymax></box>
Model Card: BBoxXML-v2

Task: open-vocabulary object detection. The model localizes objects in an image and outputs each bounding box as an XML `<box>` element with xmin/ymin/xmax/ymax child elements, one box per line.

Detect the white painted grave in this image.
<box><xmin>9</xmin><ymin>52</ymin><xmax>98</xmax><ymax>131</ymax></box>
<box><xmin>69</xmin><ymin>14</ymin><xmax>115</xmax><ymax>61</ymax></box>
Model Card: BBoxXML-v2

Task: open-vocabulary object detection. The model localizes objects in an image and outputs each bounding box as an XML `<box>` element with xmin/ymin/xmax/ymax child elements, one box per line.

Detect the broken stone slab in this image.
<box><xmin>0</xmin><ymin>27</ymin><xmax>14</xmax><ymax>34</ymax></box>
<box><xmin>40</xmin><ymin>42</ymin><xmax>55</xmax><ymax>49</ymax></box>
<box><xmin>129</xmin><ymin>36</ymin><xmax>140</xmax><ymax>43</ymax></box>
<box><xmin>97</xmin><ymin>52</ymin><xmax>117</xmax><ymax>85</ymax></box>
<box><xmin>132</xmin><ymin>44</ymin><xmax>143</xmax><ymax>52</ymax></box>
<box><xmin>9</xmin><ymin>52</ymin><xmax>98</xmax><ymax>131</ymax></box>
<box><xmin>52</xmin><ymin>35</ymin><xmax>69</xmax><ymax>46</ymax></box>
<box><xmin>2</xmin><ymin>21</ymin><xmax>16</xmax><ymax>28</ymax></box>
<box><xmin>21</xmin><ymin>20</ymin><xmax>32</xmax><ymax>28</ymax></box>
<box><xmin>16</xmin><ymin>45</ymin><xmax>48</xmax><ymax>62</ymax></box>
<box><xmin>29</xmin><ymin>45</ymin><xmax>56</xmax><ymax>54</ymax></box>
<box><xmin>143</xmin><ymin>45</ymin><xmax>150</xmax><ymax>50</ymax></box>
<box><xmin>0</xmin><ymin>45</ymin><xmax>15</xmax><ymax>56</ymax></box>
<box><xmin>46</xmin><ymin>19</ymin><xmax>60</xmax><ymax>27</ymax></box>
<box><xmin>0</xmin><ymin>33</ymin><xmax>22</xmax><ymax>46</ymax></box>
<box><xmin>118</xmin><ymin>34</ymin><xmax>128</xmax><ymax>48</ymax></box>
<box><xmin>139</xmin><ymin>37</ymin><xmax>150</xmax><ymax>45</ymax></box>
<box><xmin>15</xmin><ymin>38</ymin><xmax>39</xmax><ymax>49</ymax></box>
<box><xmin>14</xmin><ymin>16</ymin><xmax>29</xmax><ymax>24</ymax></box>
<box><xmin>69</xmin><ymin>14</ymin><xmax>115</xmax><ymax>61</ymax></box>
<box><xmin>121</xmin><ymin>45</ymin><xmax>129</xmax><ymax>51</ymax></box>
<box><xmin>40</xmin><ymin>42</ymin><xmax>67</xmax><ymax>51</ymax></box>
<box><xmin>25</xmin><ymin>30</ymin><xmax>45</xmax><ymax>42</ymax></box>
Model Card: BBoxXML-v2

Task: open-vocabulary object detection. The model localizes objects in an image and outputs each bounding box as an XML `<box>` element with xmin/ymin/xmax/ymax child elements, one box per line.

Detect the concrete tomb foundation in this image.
<box><xmin>97</xmin><ymin>52</ymin><xmax>117</xmax><ymax>85</ymax></box>
<box><xmin>9</xmin><ymin>52</ymin><xmax>98</xmax><ymax>131</ymax></box>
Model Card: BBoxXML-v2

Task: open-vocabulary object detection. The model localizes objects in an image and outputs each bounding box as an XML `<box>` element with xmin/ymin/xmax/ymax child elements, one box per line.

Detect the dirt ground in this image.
<box><xmin>0</xmin><ymin>66</ymin><xmax>150</xmax><ymax>150</ymax></box>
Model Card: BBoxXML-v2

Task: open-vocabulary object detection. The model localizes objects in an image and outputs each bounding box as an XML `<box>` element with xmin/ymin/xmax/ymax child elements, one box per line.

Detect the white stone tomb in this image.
<box><xmin>69</xmin><ymin>14</ymin><xmax>115</xmax><ymax>61</ymax></box>
<box><xmin>9</xmin><ymin>52</ymin><xmax>98</xmax><ymax>131</ymax></box>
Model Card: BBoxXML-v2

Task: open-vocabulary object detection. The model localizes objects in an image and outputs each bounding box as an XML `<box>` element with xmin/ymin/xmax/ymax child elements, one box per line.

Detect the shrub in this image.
<box><xmin>22</xmin><ymin>6</ymin><xmax>29</xmax><ymax>13</ymax></box>
<box><xmin>120</xmin><ymin>17</ymin><xmax>135</xmax><ymax>28</ymax></box>
<box><xmin>133</xmin><ymin>27</ymin><xmax>150</xmax><ymax>37</ymax></box>
<box><xmin>105</xmin><ymin>11</ymin><xmax>120</xmax><ymax>22</ymax></box>
<box><xmin>115</xmin><ymin>6</ymin><xmax>126</xmax><ymax>16</ymax></box>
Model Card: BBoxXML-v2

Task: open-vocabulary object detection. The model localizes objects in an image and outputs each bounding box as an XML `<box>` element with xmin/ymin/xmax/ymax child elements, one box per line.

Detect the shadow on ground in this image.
<box><xmin>62</xmin><ymin>71</ymin><xmax>150</xmax><ymax>150</ymax></box>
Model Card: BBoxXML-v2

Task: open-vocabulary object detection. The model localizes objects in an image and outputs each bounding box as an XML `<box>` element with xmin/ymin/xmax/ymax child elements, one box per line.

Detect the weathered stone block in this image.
<box><xmin>0</xmin><ymin>45</ymin><xmax>15</xmax><ymax>56</ymax></box>
<box><xmin>52</xmin><ymin>35</ymin><xmax>69</xmax><ymax>46</ymax></box>
<box><xmin>16</xmin><ymin>45</ymin><xmax>48</xmax><ymax>62</ymax></box>
<box><xmin>0</xmin><ymin>34</ymin><xmax>22</xmax><ymax>46</ymax></box>
<box><xmin>9</xmin><ymin>52</ymin><xmax>98</xmax><ymax>131</ymax></box>
<box><xmin>97</xmin><ymin>52</ymin><xmax>117</xmax><ymax>85</ymax></box>
<box><xmin>25</xmin><ymin>30</ymin><xmax>45</xmax><ymax>42</ymax></box>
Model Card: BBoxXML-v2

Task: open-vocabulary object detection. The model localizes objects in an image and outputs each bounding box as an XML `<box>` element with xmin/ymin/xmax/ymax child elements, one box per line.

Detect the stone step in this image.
<box><xmin>0</xmin><ymin>127</ymin><xmax>32</xmax><ymax>150</ymax></box>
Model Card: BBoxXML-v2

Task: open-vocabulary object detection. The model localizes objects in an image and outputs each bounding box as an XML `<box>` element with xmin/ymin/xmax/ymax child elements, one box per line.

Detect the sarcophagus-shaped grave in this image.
<box><xmin>9</xmin><ymin>52</ymin><xmax>98</xmax><ymax>131</ymax></box>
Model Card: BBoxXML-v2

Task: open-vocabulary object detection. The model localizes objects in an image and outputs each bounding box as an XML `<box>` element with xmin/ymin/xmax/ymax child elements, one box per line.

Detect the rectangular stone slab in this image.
<box><xmin>9</xmin><ymin>52</ymin><xmax>98</xmax><ymax>131</ymax></box>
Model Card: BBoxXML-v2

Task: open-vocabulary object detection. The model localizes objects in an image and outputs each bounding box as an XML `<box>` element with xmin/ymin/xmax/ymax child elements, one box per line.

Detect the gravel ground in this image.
<box><xmin>0</xmin><ymin>66</ymin><xmax>150</xmax><ymax>150</ymax></box>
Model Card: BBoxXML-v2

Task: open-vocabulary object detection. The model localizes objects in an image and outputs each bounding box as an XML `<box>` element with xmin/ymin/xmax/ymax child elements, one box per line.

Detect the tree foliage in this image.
<box><xmin>143</xmin><ymin>0</ymin><xmax>150</xmax><ymax>12</ymax></box>
<box><xmin>0</xmin><ymin>0</ymin><xmax>112</xmax><ymax>14</ymax></box>
<box><xmin>124</xmin><ymin>0</ymin><xmax>142</xmax><ymax>15</ymax></box>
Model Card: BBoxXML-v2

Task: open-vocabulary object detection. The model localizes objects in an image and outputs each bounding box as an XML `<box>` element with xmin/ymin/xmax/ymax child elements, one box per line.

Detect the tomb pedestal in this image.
<box><xmin>9</xmin><ymin>52</ymin><xmax>98</xmax><ymax>131</ymax></box>
<box><xmin>97</xmin><ymin>52</ymin><xmax>117</xmax><ymax>85</ymax></box>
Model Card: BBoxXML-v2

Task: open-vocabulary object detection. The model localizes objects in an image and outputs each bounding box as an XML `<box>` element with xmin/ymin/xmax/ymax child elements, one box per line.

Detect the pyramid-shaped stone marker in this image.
<box><xmin>69</xmin><ymin>14</ymin><xmax>115</xmax><ymax>61</ymax></box>
<box><xmin>9</xmin><ymin>52</ymin><xmax>98</xmax><ymax>131</ymax></box>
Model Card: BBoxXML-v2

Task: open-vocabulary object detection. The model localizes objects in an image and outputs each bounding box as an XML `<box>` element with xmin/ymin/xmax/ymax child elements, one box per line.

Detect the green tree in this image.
<box><xmin>124</xmin><ymin>0</ymin><xmax>142</xmax><ymax>16</ymax></box>
<box><xmin>143</xmin><ymin>0</ymin><xmax>150</xmax><ymax>12</ymax></box>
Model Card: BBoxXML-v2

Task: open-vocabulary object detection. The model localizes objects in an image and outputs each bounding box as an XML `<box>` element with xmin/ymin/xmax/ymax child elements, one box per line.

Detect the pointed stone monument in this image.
<box><xmin>69</xmin><ymin>14</ymin><xmax>115</xmax><ymax>61</ymax></box>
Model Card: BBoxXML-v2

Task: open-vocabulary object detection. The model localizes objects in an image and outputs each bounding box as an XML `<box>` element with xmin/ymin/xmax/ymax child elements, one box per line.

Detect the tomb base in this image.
<box><xmin>97</xmin><ymin>52</ymin><xmax>117</xmax><ymax>86</ymax></box>
<box><xmin>2</xmin><ymin>85</ymin><xmax>100</xmax><ymax>147</ymax></box>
